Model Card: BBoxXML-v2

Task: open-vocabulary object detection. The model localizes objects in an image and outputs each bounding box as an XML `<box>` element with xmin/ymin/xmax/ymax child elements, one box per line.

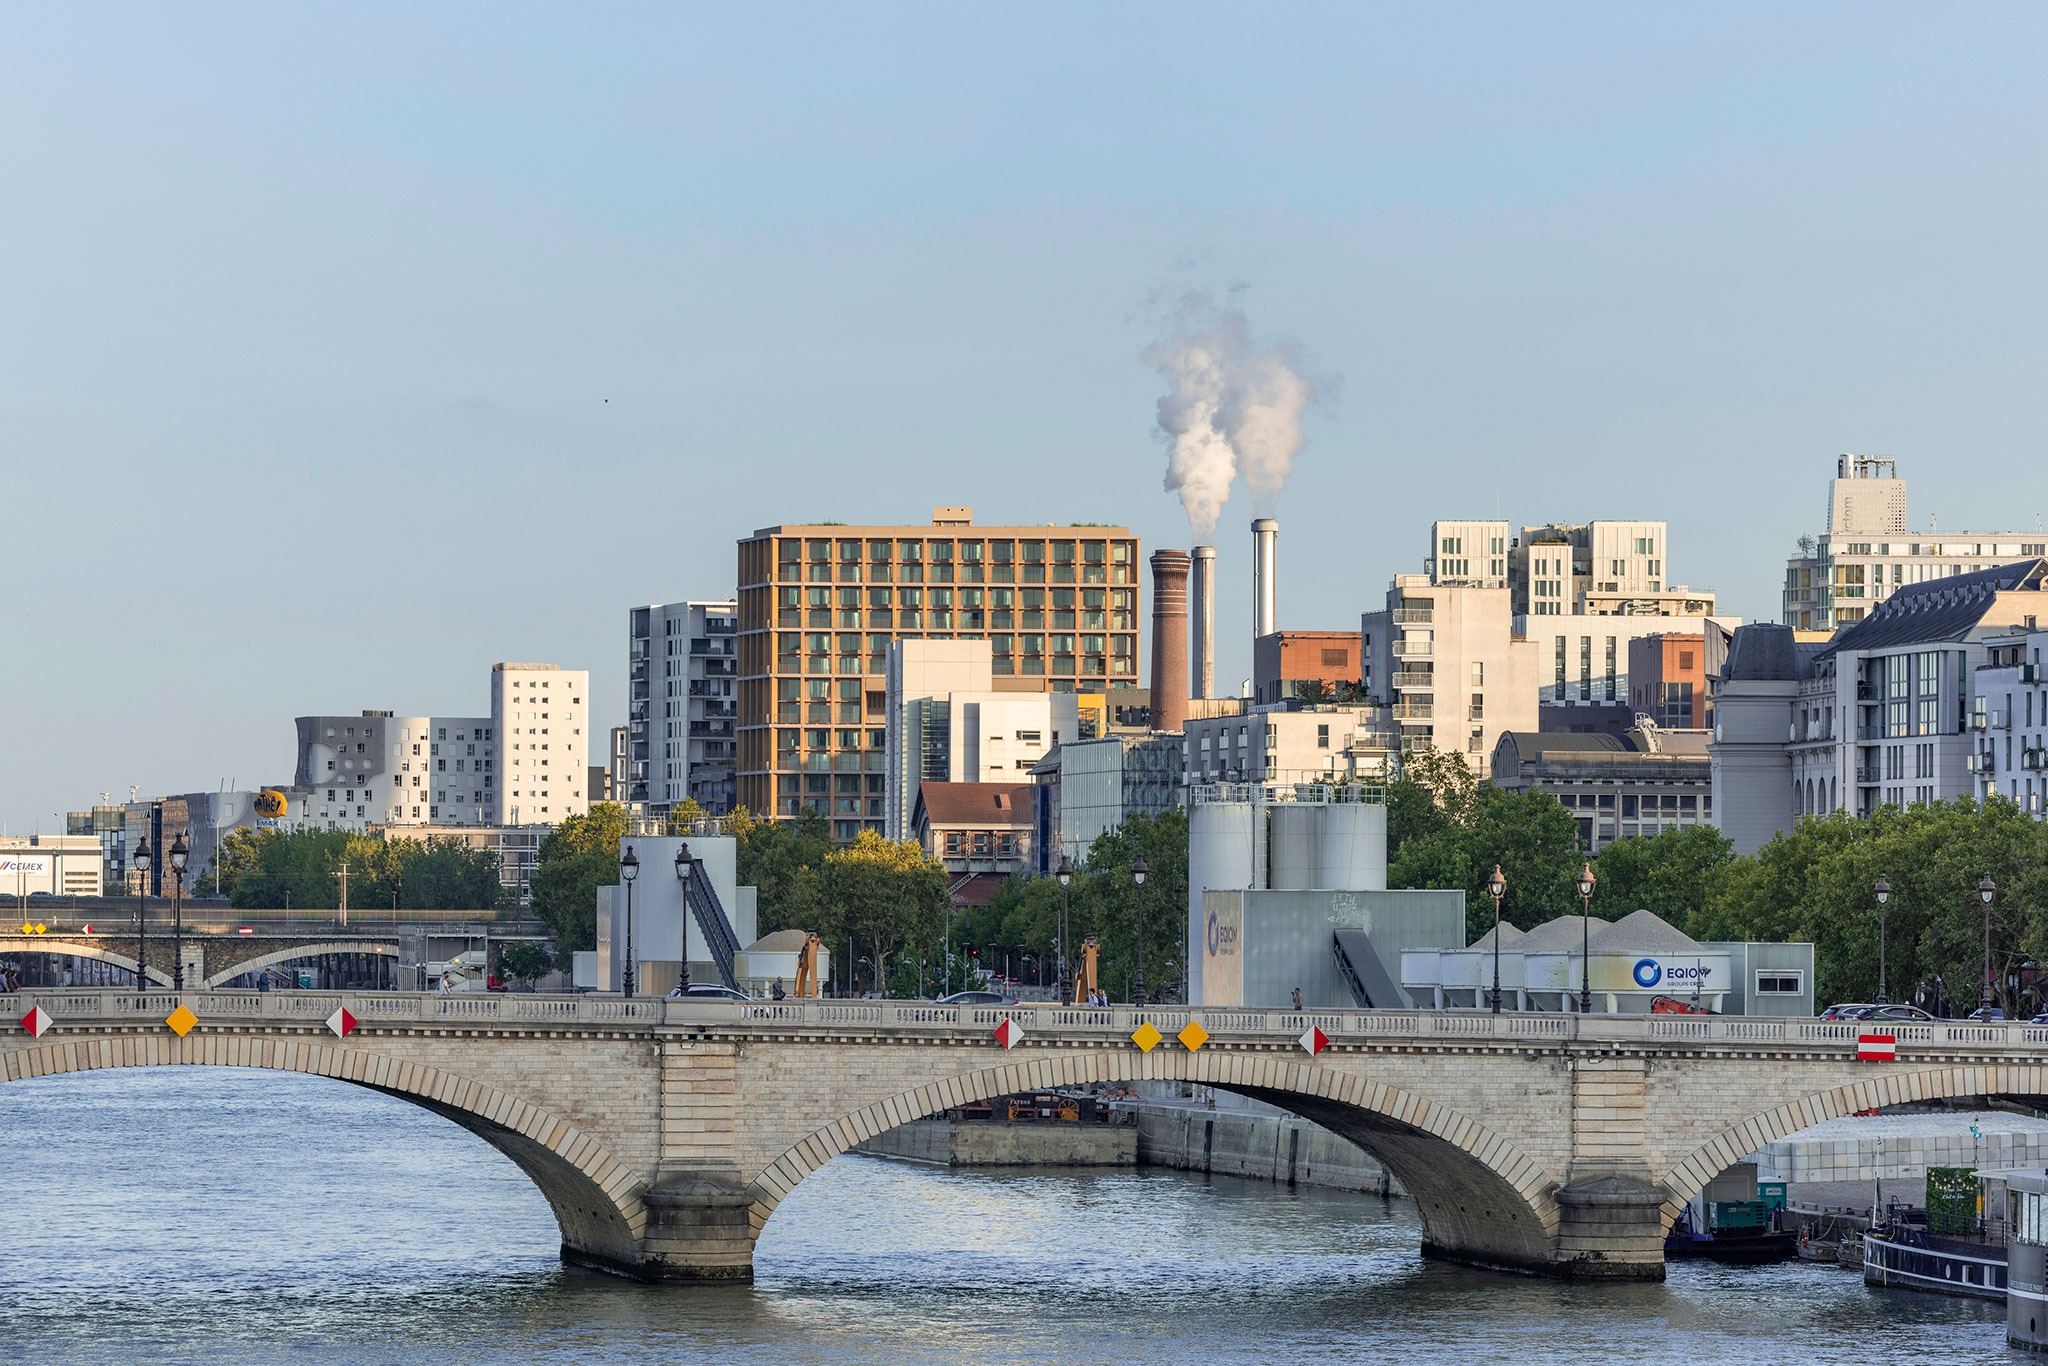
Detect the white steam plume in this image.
<box><xmin>1145</xmin><ymin>292</ymin><xmax>1313</xmax><ymax>538</ymax></box>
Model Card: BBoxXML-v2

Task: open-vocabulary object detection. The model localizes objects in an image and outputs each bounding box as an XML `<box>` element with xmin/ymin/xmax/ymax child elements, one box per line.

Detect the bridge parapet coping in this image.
<box><xmin>10</xmin><ymin>991</ymin><xmax>2048</xmax><ymax>1059</ymax></box>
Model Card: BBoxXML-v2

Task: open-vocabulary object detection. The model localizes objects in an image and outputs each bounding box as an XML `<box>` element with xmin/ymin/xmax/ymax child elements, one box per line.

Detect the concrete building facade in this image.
<box><xmin>0</xmin><ymin>834</ymin><xmax>104</xmax><ymax>899</ymax></box>
<box><xmin>735</xmin><ymin>509</ymin><xmax>1140</xmax><ymax>840</ymax></box>
<box><xmin>629</xmin><ymin>599</ymin><xmax>739</xmax><ymax>816</ymax></box>
<box><xmin>1363</xmin><ymin>575</ymin><xmax>1539</xmax><ymax>762</ymax></box>
<box><xmin>1782</xmin><ymin>455</ymin><xmax>2048</xmax><ymax>632</ymax></box>
<box><xmin>1184</xmin><ymin>704</ymin><xmax>1397</xmax><ymax>787</ymax></box>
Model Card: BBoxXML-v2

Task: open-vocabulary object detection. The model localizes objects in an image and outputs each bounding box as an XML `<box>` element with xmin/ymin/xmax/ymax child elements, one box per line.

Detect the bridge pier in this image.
<box><xmin>627</xmin><ymin>1170</ymin><xmax>759</xmax><ymax>1283</ymax></box>
<box><xmin>1553</xmin><ymin>1167</ymin><xmax>1669</xmax><ymax>1280</ymax></box>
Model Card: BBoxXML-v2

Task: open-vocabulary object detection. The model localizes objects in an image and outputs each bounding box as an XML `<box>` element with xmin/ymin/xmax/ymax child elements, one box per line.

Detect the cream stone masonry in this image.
<box><xmin>12</xmin><ymin>993</ymin><xmax>2048</xmax><ymax>1282</ymax></box>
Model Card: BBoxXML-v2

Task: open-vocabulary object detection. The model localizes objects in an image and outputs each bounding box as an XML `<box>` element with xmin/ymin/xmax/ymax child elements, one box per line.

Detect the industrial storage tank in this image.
<box><xmin>1188</xmin><ymin>800</ymin><xmax>1263</xmax><ymax>1003</ymax></box>
<box><xmin>1268</xmin><ymin>805</ymin><xmax>1319</xmax><ymax>890</ymax></box>
<box><xmin>1315</xmin><ymin>802</ymin><xmax>1388</xmax><ymax>891</ymax></box>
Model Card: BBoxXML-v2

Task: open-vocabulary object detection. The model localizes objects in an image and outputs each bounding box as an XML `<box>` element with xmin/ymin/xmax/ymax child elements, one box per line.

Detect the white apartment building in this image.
<box><xmin>1183</xmin><ymin>704</ymin><xmax>1397</xmax><ymax>787</ymax></box>
<box><xmin>882</xmin><ymin>640</ymin><xmax>1077</xmax><ymax>839</ymax></box>
<box><xmin>628</xmin><ymin>599</ymin><xmax>739</xmax><ymax>815</ymax></box>
<box><xmin>1429</xmin><ymin>518</ymin><xmax>1715</xmax><ymax>617</ymax></box>
<box><xmin>491</xmin><ymin>663</ymin><xmax>589</xmax><ymax>827</ymax></box>
<box><xmin>1712</xmin><ymin>561</ymin><xmax>2048</xmax><ymax>853</ymax></box>
<box><xmin>1362</xmin><ymin>575</ymin><xmax>1538</xmax><ymax>762</ymax></box>
<box><xmin>289</xmin><ymin>661</ymin><xmax>587</xmax><ymax>832</ymax></box>
<box><xmin>1782</xmin><ymin>455</ymin><xmax>2048</xmax><ymax>632</ymax></box>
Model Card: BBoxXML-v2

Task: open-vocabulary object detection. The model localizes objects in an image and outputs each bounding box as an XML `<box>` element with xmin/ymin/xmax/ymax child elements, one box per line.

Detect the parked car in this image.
<box><xmin>1819</xmin><ymin>1003</ymin><xmax>1877</xmax><ymax>1020</ymax></box>
<box><xmin>1859</xmin><ymin>1004</ymin><xmax>1935</xmax><ymax>1022</ymax></box>
<box><xmin>2029</xmin><ymin>1012</ymin><xmax>2048</xmax><ymax>1026</ymax></box>
<box><xmin>1967</xmin><ymin>1006</ymin><xmax>2009</xmax><ymax>1021</ymax></box>
<box><xmin>672</xmin><ymin>983</ymin><xmax>752</xmax><ymax>1003</ymax></box>
<box><xmin>933</xmin><ymin>990</ymin><xmax>1018</xmax><ymax>1006</ymax></box>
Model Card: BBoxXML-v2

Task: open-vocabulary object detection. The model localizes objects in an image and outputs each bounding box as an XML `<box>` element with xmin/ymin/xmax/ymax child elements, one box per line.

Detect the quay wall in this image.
<box><xmin>854</xmin><ymin>1118</ymin><xmax>1135</xmax><ymax>1168</ymax></box>
<box><xmin>1130</xmin><ymin>1097</ymin><xmax>1402</xmax><ymax>1196</ymax></box>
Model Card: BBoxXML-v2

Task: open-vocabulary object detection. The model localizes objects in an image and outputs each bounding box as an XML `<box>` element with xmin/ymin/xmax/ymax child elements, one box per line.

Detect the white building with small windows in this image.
<box><xmin>1183</xmin><ymin>703</ymin><xmax>1398</xmax><ymax>787</ymax></box>
<box><xmin>288</xmin><ymin>661</ymin><xmax>589</xmax><ymax>832</ymax></box>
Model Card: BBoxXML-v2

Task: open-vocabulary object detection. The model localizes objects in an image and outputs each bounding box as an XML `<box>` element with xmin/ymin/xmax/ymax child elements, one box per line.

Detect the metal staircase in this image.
<box><xmin>680</xmin><ymin>857</ymin><xmax>744</xmax><ymax>991</ymax></box>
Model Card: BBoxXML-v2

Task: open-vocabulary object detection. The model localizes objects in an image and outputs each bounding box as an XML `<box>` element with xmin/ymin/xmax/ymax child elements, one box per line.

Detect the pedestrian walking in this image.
<box><xmin>771</xmin><ymin>978</ymin><xmax>787</xmax><ymax>1000</ymax></box>
<box><xmin>1292</xmin><ymin>986</ymin><xmax>1303</xmax><ymax>1011</ymax></box>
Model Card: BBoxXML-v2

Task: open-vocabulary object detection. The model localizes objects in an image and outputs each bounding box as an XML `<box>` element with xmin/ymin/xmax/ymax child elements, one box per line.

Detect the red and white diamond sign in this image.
<box><xmin>992</xmin><ymin>1018</ymin><xmax>1024</xmax><ymax>1050</ymax></box>
<box><xmin>325</xmin><ymin>1007</ymin><xmax>357</xmax><ymax>1039</ymax></box>
<box><xmin>1857</xmin><ymin>1032</ymin><xmax>1896</xmax><ymax>1062</ymax></box>
<box><xmin>1298</xmin><ymin>1025</ymin><xmax>1328</xmax><ymax>1057</ymax></box>
<box><xmin>20</xmin><ymin>1006</ymin><xmax>50</xmax><ymax>1039</ymax></box>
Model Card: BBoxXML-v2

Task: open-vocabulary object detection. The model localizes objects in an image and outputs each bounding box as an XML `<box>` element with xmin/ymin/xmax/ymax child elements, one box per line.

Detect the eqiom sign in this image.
<box><xmin>1587</xmin><ymin>952</ymin><xmax>1730</xmax><ymax>995</ymax></box>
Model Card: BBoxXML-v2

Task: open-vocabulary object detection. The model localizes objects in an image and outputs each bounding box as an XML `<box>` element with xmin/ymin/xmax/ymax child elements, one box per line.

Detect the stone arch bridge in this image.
<box><xmin>9</xmin><ymin>991</ymin><xmax>2048</xmax><ymax>1283</ymax></box>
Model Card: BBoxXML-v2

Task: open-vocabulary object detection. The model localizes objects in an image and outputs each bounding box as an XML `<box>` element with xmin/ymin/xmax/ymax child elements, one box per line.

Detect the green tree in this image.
<box><xmin>727</xmin><ymin>806</ymin><xmax>832</xmax><ymax>936</ymax></box>
<box><xmin>1390</xmin><ymin>785</ymin><xmax>1582</xmax><ymax>941</ymax></box>
<box><xmin>1589</xmin><ymin>825</ymin><xmax>1736</xmax><ymax>934</ymax></box>
<box><xmin>811</xmin><ymin>830</ymin><xmax>947</xmax><ymax>996</ymax></box>
<box><xmin>528</xmin><ymin>802</ymin><xmax>632</xmax><ymax>967</ymax></box>
<box><xmin>664</xmin><ymin>797</ymin><xmax>707</xmax><ymax>834</ymax></box>
<box><xmin>498</xmin><ymin>941</ymin><xmax>553</xmax><ymax>987</ymax></box>
<box><xmin>1075</xmin><ymin>810</ymin><xmax>1190</xmax><ymax>1002</ymax></box>
<box><xmin>1292</xmin><ymin>679</ymin><xmax>1333</xmax><ymax>704</ymax></box>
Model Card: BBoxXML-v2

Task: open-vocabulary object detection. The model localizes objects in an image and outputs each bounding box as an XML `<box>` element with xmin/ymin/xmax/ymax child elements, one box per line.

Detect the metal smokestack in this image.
<box><xmin>1190</xmin><ymin>545</ymin><xmax>1216</xmax><ymax>701</ymax></box>
<box><xmin>1149</xmin><ymin>549</ymin><xmax>1192</xmax><ymax>733</ymax></box>
<box><xmin>1252</xmin><ymin>518</ymin><xmax>1278</xmax><ymax>641</ymax></box>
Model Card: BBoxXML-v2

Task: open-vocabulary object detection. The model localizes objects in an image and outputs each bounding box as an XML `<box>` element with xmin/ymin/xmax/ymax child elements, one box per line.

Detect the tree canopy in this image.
<box><xmin>204</xmin><ymin>827</ymin><xmax>504</xmax><ymax>914</ymax></box>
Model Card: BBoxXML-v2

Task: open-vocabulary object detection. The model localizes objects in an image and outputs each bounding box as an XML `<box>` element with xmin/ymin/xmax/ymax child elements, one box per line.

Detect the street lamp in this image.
<box><xmin>1486</xmin><ymin>863</ymin><xmax>1507</xmax><ymax>1014</ymax></box>
<box><xmin>619</xmin><ymin>844</ymin><xmax>639</xmax><ymax>999</ymax></box>
<box><xmin>133</xmin><ymin>836</ymin><xmax>152</xmax><ymax>1001</ymax></box>
<box><xmin>1979</xmin><ymin>872</ymin><xmax>1997</xmax><ymax>1016</ymax></box>
<box><xmin>1056</xmin><ymin>854</ymin><xmax>1073</xmax><ymax>1003</ymax></box>
<box><xmin>1131</xmin><ymin>854</ymin><xmax>1149</xmax><ymax>1008</ymax></box>
<box><xmin>169</xmin><ymin>833</ymin><xmax>189</xmax><ymax>992</ymax></box>
<box><xmin>1873</xmin><ymin>874</ymin><xmax>1892</xmax><ymax>1005</ymax></box>
<box><xmin>1576</xmin><ymin>860</ymin><xmax>1596</xmax><ymax>1014</ymax></box>
<box><xmin>672</xmin><ymin>843</ymin><xmax>692</xmax><ymax>994</ymax></box>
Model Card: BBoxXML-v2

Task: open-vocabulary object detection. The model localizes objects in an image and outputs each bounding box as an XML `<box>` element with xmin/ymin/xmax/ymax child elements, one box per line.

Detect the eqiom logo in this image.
<box><xmin>1633</xmin><ymin>958</ymin><xmax>1663</xmax><ymax>988</ymax></box>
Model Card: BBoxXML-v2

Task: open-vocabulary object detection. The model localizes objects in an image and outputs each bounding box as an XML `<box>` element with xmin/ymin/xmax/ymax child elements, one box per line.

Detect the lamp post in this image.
<box><xmin>1576</xmin><ymin>860</ymin><xmax>1596</xmax><ymax>1014</ymax></box>
<box><xmin>1979</xmin><ymin>872</ymin><xmax>1997</xmax><ymax>1017</ymax></box>
<box><xmin>1056</xmin><ymin>854</ymin><xmax>1073</xmax><ymax>1002</ymax></box>
<box><xmin>1131</xmin><ymin>853</ymin><xmax>1149</xmax><ymax>1008</ymax></box>
<box><xmin>133</xmin><ymin>836</ymin><xmax>152</xmax><ymax>1000</ymax></box>
<box><xmin>1873</xmin><ymin>874</ymin><xmax>1892</xmax><ymax>1005</ymax></box>
<box><xmin>672</xmin><ymin>843</ymin><xmax>692</xmax><ymax>994</ymax></box>
<box><xmin>619</xmin><ymin>844</ymin><xmax>639</xmax><ymax>998</ymax></box>
<box><xmin>1486</xmin><ymin>863</ymin><xmax>1507</xmax><ymax>1014</ymax></box>
<box><xmin>169</xmin><ymin>833</ymin><xmax>189</xmax><ymax>992</ymax></box>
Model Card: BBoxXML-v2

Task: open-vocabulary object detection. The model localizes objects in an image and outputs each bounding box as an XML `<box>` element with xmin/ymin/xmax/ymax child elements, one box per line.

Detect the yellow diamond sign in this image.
<box><xmin>1178</xmin><ymin>1020</ymin><xmax>1209</xmax><ymax>1051</ymax></box>
<box><xmin>1131</xmin><ymin>1022</ymin><xmax>1163</xmax><ymax>1052</ymax></box>
<box><xmin>165</xmin><ymin>1005</ymin><xmax>197</xmax><ymax>1037</ymax></box>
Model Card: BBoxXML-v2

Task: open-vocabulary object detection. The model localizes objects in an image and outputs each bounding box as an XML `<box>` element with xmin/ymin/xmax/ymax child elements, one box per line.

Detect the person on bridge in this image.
<box><xmin>771</xmin><ymin>978</ymin><xmax>787</xmax><ymax>1000</ymax></box>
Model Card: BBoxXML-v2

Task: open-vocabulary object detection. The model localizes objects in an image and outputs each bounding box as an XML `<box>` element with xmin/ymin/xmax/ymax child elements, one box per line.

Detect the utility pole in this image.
<box><xmin>335</xmin><ymin>860</ymin><xmax>349</xmax><ymax>927</ymax></box>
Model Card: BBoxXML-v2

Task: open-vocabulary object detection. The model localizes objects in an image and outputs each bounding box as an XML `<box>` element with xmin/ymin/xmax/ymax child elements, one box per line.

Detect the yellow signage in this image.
<box><xmin>254</xmin><ymin>789</ymin><xmax>288</xmax><ymax>820</ymax></box>
<box><xmin>165</xmin><ymin>1006</ymin><xmax>197</xmax><ymax>1037</ymax></box>
<box><xmin>1131</xmin><ymin>1022</ymin><xmax>1163</xmax><ymax>1053</ymax></box>
<box><xmin>1177</xmin><ymin>1021</ymin><xmax>1210</xmax><ymax>1051</ymax></box>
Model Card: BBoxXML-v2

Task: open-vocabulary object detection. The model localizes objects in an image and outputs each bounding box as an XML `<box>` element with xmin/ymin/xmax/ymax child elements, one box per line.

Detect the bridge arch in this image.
<box><xmin>748</xmin><ymin>1050</ymin><xmax>1562</xmax><ymax>1274</ymax></box>
<box><xmin>203</xmin><ymin>941</ymin><xmax>400</xmax><ymax>989</ymax></box>
<box><xmin>1658</xmin><ymin>1060</ymin><xmax>2048</xmax><ymax>1227</ymax></box>
<box><xmin>0</xmin><ymin>937</ymin><xmax>172</xmax><ymax>987</ymax></box>
<box><xmin>2</xmin><ymin>1035</ymin><xmax>647</xmax><ymax>1272</ymax></box>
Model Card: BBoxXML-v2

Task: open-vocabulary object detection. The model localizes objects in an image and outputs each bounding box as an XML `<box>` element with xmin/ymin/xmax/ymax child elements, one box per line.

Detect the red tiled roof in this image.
<box><xmin>914</xmin><ymin>782</ymin><xmax>1034</xmax><ymax>828</ymax></box>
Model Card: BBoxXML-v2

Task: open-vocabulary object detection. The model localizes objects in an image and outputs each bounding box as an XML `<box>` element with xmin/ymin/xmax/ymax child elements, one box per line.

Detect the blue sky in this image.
<box><xmin>5</xmin><ymin>3</ymin><xmax>2047</xmax><ymax>830</ymax></box>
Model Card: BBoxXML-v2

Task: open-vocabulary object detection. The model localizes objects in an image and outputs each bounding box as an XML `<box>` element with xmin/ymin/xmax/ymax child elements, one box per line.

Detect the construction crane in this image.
<box><xmin>793</xmin><ymin>931</ymin><xmax>823</xmax><ymax>998</ymax></box>
<box><xmin>1072</xmin><ymin>935</ymin><xmax>1101</xmax><ymax>1005</ymax></box>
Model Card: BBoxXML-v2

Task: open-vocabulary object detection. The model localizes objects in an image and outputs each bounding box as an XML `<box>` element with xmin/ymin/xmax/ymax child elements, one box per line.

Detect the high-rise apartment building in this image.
<box><xmin>628</xmin><ymin>599</ymin><xmax>739</xmax><ymax>814</ymax></box>
<box><xmin>490</xmin><ymin>664</ymin><xmax>589</xmax><ymax>827</ymax></box>
<box><xmin>735</xmin><ymin>509</ymin><xmax>1140</xmax><ymax>839</ymax></box>
<box><xmin>1782</xmin><ymin>455</ymin><xmax>2048</xmax><ymax>631</ymax></box>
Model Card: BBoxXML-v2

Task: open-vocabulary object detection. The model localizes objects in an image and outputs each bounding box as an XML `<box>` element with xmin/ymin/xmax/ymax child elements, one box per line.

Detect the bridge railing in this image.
<box><xmin>12</xmin><ymin>990</ymin><xmax>2048</xmax><ymax>1053</ymax></box>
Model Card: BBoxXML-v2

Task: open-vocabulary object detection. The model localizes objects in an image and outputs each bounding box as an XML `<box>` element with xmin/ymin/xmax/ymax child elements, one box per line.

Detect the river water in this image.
<box><xmin>0</xmin><ymin>1067</ymin><xmax>2023</xmax><ymax>1364</ymax></box>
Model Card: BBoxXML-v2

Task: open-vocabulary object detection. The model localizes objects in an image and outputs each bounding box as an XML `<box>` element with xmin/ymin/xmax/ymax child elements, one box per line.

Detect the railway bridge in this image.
<box><xmin>9</xmin><ymin>991</ymin><xmax>2048</xmax><ymax>1283</ymax></box>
